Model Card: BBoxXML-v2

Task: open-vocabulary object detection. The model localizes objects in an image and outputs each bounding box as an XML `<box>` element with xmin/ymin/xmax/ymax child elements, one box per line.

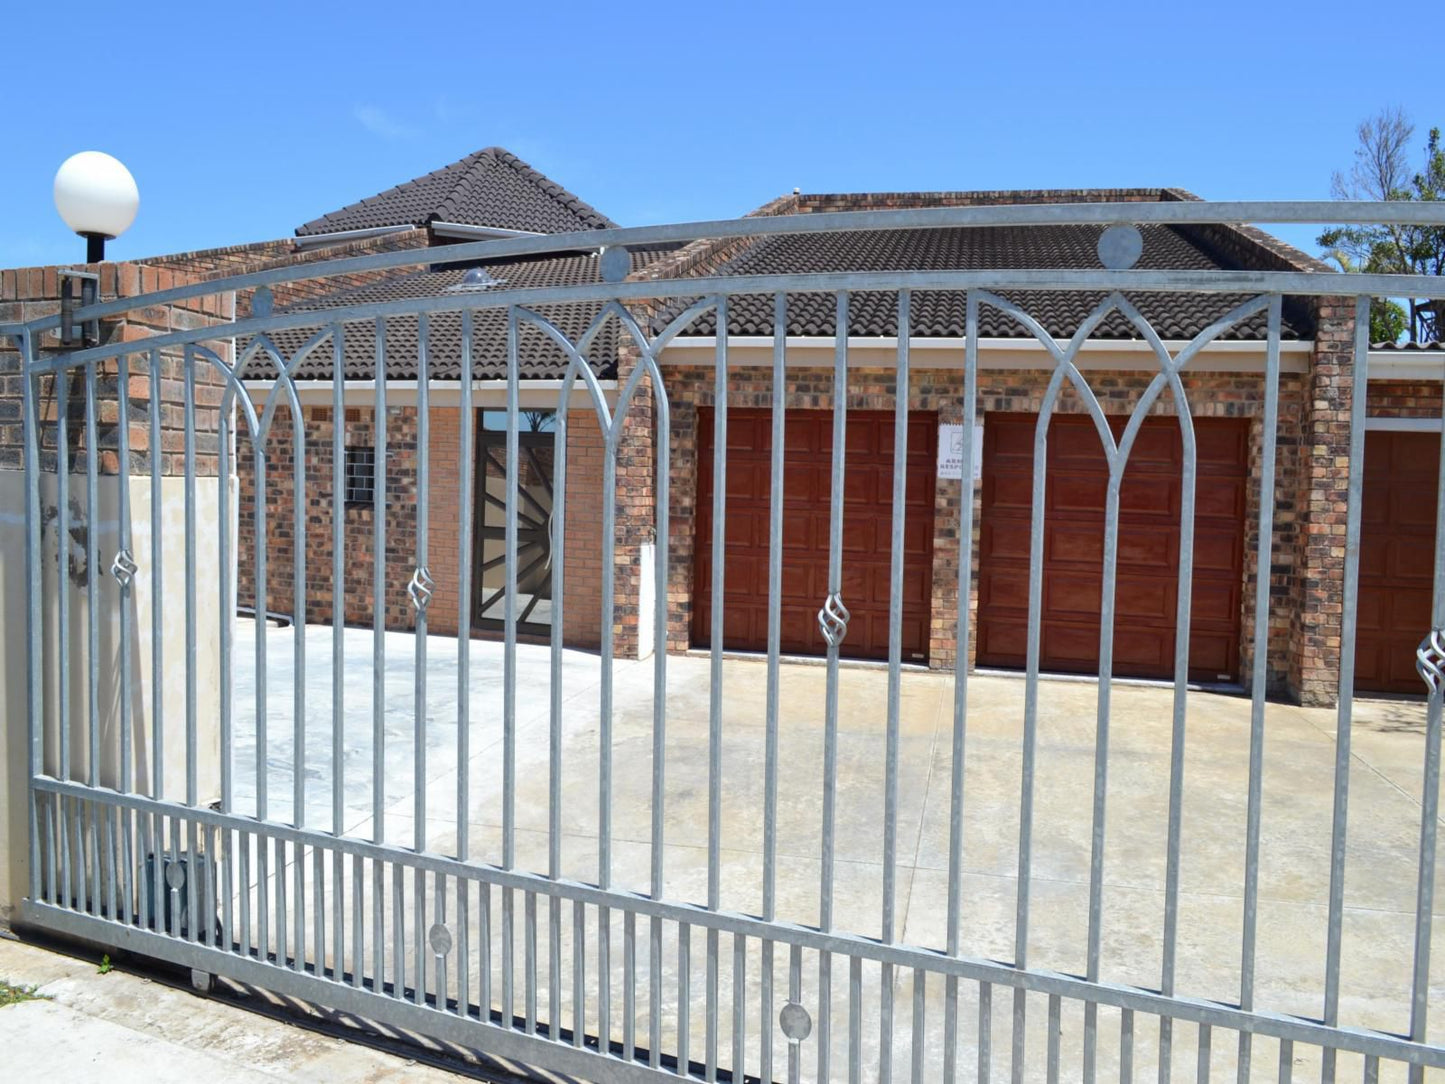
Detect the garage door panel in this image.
<box><xmin>1052</xmin><ymin>475</ymin><xmax>1108</xmax><ymax>514</ymax></box>
<box><xmin>1357</xmin><ymin>430</ymin><xmax>1441</xmax><ymax>693</ymax></box>
<box><xmin>695</xmin><ymin>408</ymin><xmax>936</xmax><ymax>661</ymax></box>
<box><xmin>986</xmin><ymin>472</ymin><xmax>1034</xmax><ymax>512</ymax></box>
<box><xmin>1196</xmin><ymin>477</ymin><xmax>1247</xmax><ymax>519</ymax></box>
<box><xmin>978</xmin><ymin>413</ymin><xmax>1248</xmax><ymax>682</ymax></box>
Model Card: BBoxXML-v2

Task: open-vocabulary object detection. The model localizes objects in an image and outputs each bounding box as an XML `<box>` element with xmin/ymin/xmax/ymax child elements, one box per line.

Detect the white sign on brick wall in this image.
<box><xmin>937</xmin><ymin>422</ymin><xmax>983</xmax><ymax>481</ymax></box>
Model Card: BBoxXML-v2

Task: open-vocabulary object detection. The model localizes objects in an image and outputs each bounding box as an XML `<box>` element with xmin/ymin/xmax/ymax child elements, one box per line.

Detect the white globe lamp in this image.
<box><xmin>53</xmin><ymin>151</ymin><xmax>140</xmax><ymax>262</ymax></box>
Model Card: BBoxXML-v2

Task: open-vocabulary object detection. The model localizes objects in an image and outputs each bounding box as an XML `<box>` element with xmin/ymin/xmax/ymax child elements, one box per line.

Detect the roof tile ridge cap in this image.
<box><xmin>1155</xmin><ymin>186</ymin><xmax>1330</xmax><ymax>273</ymax></box>
<box><xmin>296</xmin><ymin>150</ymin><xmax>486</xmax><ymax>235</ymax></box>
<box><xmin>489</xmin><ymin>146</ymin><xmax>619</xmax><ymax>230</ymax></box>
<box><xmin>627</xmin><ymin>193</ymin><xmax>803</xmax><ymax>284</ymax></box>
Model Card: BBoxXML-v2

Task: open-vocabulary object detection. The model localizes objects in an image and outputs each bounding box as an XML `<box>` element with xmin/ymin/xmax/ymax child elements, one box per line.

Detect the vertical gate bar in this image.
<box><xmin>732</xmin><ymin>933</ymin><xmax>745</xmax><ymax>1083</ymax></box>
<box><xmin>678</xmin><ymin>921</ymin><xmax>691</xmax><ymax>1076</ymax></box>
<box><xmin>187</xmin><ymin>820</ymin><xmax>199</xmax><ymax>942</ymax></box>
<box><xmin>502</xmin><ymin>309</ymin><xmax>518</xmax><ymax>1038</ymax></box>
<box><xmin>881</xmin><ymin>290</ymin><xmax>912</xmax><ymax>1084</ymax></box>
<box><xmin>945</xmin><ymin>291</ymin><xmax>980</xmax><ymax>1084</ymax></box>
<box><xmin>148</xmin><ymin>349</ymin><xmax>165</xmax><ymax>806</ymax></box>
<box><xmin>625</xmin><ymin>910</ymin><xmax>637</xmax><ymax>1059</ymax></box>
<box><xmin>1047</xmin><ymin>993</ymin><xmax>1061</xmax><ymax>1083</ymax></box>
<box><xmin>332</xmin><ymin>326</ymin><xmax>345</xmax><ymax>838</ymax></box>
<box><xmin>352</xmin><ymin>852</ymin><xmax>363</xmax><ymax>988</ymax></box>
<box><xmin>46</xmin><ymin>799</ymin><xmax>57</xmax><ymax>907</ymax></box>
<box><xmin>761</xmin><ymin>291</ymin><xmax>787</xmax><ymax>1084</ymax></box>
<box><xmin>1406</xmin><ymin>327</ymin><xmax>1445</xmax><ymax>1084</ymax></box>
<box><xmin>102</xmin><ymin>804</ymin><xmax>115</xmax><ymax>921</ymax></box>
<box><xmin>372</xmin><ymin>856</ymin><xmax>383</xmax><ymax>992</ymax></box>
<box><xmin>183</xmin><ymin>350</ymin><xmax>198</xmax><ymax>808</ymax></box>
<box><xmin>547</xmin><ymin>346</ymin><xmax>567</xmax><ymax>1043</ymax></box>
<box><xmin>479</xmin><ymin>879</ymin><xmax>491</xmax><ymax>1020</ymax></box>
<box><xmin>979</xmin><ymin>981</ymin><xmax>992</xmax><ymax>1084</ymax></box>
<box><xmin>788</xmin><ymin>943</ymin><xmax>802</xmax><ymax>1084</ymax></box>
<box><xmin>167</xmin><ymin>815</ymin><xmax>180</xmax><ymax>938</ymax></box>
<box><xmin>391</xmin><ymin>859</ymin><xmax>404</xmax><ymax>998</ymax></box>
<box><xmin>1197</xmin><ymin>1023</ymin><xmax>1212</xmax><ymax>1082</ymax></box>
<box><xmin>1120</xmin><ymin>1008</ymin><xmax>1134</xmax><ymax>1084</ymax></box>
<box><xmin>819</xmin><ymin>290</ymin><xmax>850</xmax><ymax>1084</ymax></box>
<box><xmin>221</xmin><ymin>825</ymin><xmax>233</xmax><ymax>950</ymax></box>
<box><xmin>372</xmin><ymin>318</ymin><xmax>387</xmax><ymax>842</ymax></box>
<box><xmin>84</xmin><ymin>365</ymin><xmax>102</xmax><ymax>906</ymax></box>
<box><xmin>912</xmin><ymin>970</ymin><xmax>927</xmax><ymax>1084</ymax></box>
<box><xmin>206</xmin><ymin>823</ymin><xmax>219</xmax><ymax>947</ymax></box>
<box><xmin>1278</xmin><ymin>1038</ymin><xmax>1293</xmax><ymax>1083</ymax></box>
<box><xmin>456</xmin><ymin>876</ymin><xmax>469</xmax><ymax>1015</ymax></box>
<box><xmin>457</xmin><ymin>311</ymin><xmax>475</xmax><ymax>864</ymax></box>
<box><xmin>572</xmin><ymin>899</ymin><xmax>586</xmax><ymax>1047</ymax></box>
<box><xmin>258</xmin><ymin>829</ymin><xmax>270</xmax><ymax>959</ymax></box>
<box><xmin>525</xmin><ymin>889</ymin><xmax>537</xmax><ymax>1034</ymax></box>
<box><xmin>238</xmin><ymin>828</ymin><xmax>250</xmax><ymax>955</ymax></box>
<box><xmin>57</xmin><ymin>367</ymin><xmax>71</xmax><ymax>792</ymax></box>
<box><xmin>850</xmin><ymin>954</ymin><xmax>863</xmax><ymax>1084</ymax></box>
<box><xmin>1159</xmin><ymin>369</ymin><xmax>1200</xmax><ymax>1084</ymax></box>
<box><xmin>313</xmin><ymin>845</ymin><xmax>324</xmax><ymax>972</ymax></box>
<box><xmin>651</xmin><ymin>307</ymin><xmax>674</xmax><ymax>1061</ymax></box>
<box><xmin>217</xmin><ymin>360</ymin><xmax>234</xmax><ymax>824</ymax></box>
<box><xmin>436</xmin><ymin>870</ymin><xmax>448</xmax><ymax>1009</ymax></box>
<box><xmin>1238</xmin><ymin>295</ymin><xmax>1283</xmax><ymax>1083</ymax></box>
<box><xmin>503</xmin><ymin>884</ymin><xmax>515</xmax><ymax>1024</ymax></box>
<box><xmin>251</xmin><ymin>433</ymin><xmax>267</xmax><ymax>821</ymax></box>
<box><xmin>1321</xmin><ymin>296</ymin><xmax>1371</xmax><ymax>1084</ymax></box>
<box><xmin>22</xmin><ymin>335</ymin><xmax>43</xmax><ymax>903</ymax></box>
<box><xmin>117</xmin><ymin>353</ymin><xmax>134</xmax><ymax>802</ymax></box>
<box><xmin>1362</xmin><ymin>1055</ymin><xmax>1378</xmax><ymax>1083</ymax></box>
<box><xmin>1015</xmin><ymin>351</ymin><xmax>1058</xmax><ymax>1083</ymax></box>
<box><xmin>276</xmin><ymin>836</ymin><xmax>288</xmax><ymax>964</ymax></box>
<box><xmin>414</xmin><ymin>314</ymin><xmax>430</xmax><ymax>853</ymax></box>
<box><xmin>331</xmin><ymin>839</ymin><xmax>342</xmax><ymax>977</ymax></box>
<box><xmin>706</xmin><ymin>297</ymin><xmax>729</xmax><ymax>1084</ymax></box>
<box><xmin>286</xmin><ymin>365</ymin><xmax>305</xmax><ymax>835</ymax></box>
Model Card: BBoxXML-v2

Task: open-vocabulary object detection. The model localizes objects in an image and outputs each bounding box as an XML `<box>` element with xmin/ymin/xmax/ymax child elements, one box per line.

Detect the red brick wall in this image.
<box><xmin>235</xmin><ymin>401</ymin><xmax>606</xmax><ymax>643</ymax></box>
<box><xmin>659</xmin><ymin>364</ymin><xmax>1306</xmax><ymax>697</ymax></box>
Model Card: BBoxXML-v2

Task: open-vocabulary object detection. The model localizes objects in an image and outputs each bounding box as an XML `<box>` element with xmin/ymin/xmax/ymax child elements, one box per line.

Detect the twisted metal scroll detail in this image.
<box><xmin>817</xmin><ymin>592</ymin><xmax>851</xmax><ymax>649</ymax></box>
<box><xmin>109</xmin><ymin>548</ymin><xmax>137</xmax><ymax>590</ymax></box>
<box><xmin>1418</xmin><ymin>628</ymin><xmax>1445</xmax><ymax>694</ymax></box>
<box><xmin>407</xmin><ymin>566</ymin><xmax>436</xmax><ymax>614</ymax></box>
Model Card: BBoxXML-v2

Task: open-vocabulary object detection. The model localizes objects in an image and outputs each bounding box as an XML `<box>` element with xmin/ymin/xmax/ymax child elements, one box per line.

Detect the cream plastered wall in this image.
<box><xmin>0</xmin><ymin>470</ymin><xmax>228</xmax><ymax>923</ymax></box>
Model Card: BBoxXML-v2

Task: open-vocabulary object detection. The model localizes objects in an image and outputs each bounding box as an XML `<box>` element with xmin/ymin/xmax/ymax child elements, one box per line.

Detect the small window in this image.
<box><xmin>344</xmin><ymin>447</ymin><xmax>376</xmax><ymax>506</ymax></box>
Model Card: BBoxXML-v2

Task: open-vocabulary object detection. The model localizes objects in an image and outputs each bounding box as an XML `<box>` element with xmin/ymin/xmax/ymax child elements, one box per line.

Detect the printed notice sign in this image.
<box><xmin>937</xmin><ymin>423</ymin><xmax>983</xmax><ymax>481</ymax></box>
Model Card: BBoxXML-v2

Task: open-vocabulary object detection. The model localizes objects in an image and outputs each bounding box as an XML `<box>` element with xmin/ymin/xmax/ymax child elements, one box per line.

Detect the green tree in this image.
<box><xmin>1318</xmin><ymin>107</ymin><xmax>1445</xmax><ymax>343</ymax></box>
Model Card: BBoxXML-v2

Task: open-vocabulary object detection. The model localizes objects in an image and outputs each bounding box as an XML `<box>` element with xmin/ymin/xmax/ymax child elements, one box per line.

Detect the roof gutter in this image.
<box><xmin>430</xmin><ymin>222</ymin><xmax>548</xmax><ymax>241</ymax></box>
<box><xmin>292</xmin><ymin>224</ymin><xmax>417</xmax><ymax>251</ymax></box>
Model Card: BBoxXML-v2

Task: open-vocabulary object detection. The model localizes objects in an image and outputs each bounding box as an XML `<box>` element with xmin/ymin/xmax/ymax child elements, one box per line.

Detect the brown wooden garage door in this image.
<box><xmin>976</xmin><ymin>413</ymin><xmax>1249</xmax><ymax>682</ymax></box>
<box><xmin>693</xmin><ymin>408</ymin><xmax>936</xmax><ymax>662</ymax></box>
<box><xmin>1356</xmin><ymin>429</ymin><xmax>1440</xmax><ymax>694</ymax></box>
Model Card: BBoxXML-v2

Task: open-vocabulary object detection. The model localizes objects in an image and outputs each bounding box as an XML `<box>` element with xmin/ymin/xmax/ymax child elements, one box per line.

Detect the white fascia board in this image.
<box><xmin>1364</xmin><ymin>416</ymin><xmax>1445</xmax><ymax>431</ymax></box>
<box><xmin>241</xmin><ymin>378</ymin><xmax>618</xmax><ymax>408</ymax></box>
<box><xmin>659</xmin><ymin>336</ymin><xmax>1315</xmax><ymax>373</ymax></box>
<box><xmin>1366</xmin><ymin>351</ymin><xmax>1445</xmax><ymax>381</ymax></box>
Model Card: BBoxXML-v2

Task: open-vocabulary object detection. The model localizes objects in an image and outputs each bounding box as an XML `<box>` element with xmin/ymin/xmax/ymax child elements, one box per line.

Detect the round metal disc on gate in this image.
<box><xmin>779</xmin><ymin>1000</ymin><xmax>812</xmax><ymax>1042</ymax></box>
<box><xmin>165</xmin><ymin>862</ymin><xmax>186</xmax><ymax>890</ymax></box>
<box><xmin>428</xmin><ymin>922</ymin><xmax>453</xmax><ymax>956</ymax></box>
<box><xmin>1097</xmin><ymin>224</ymin><xmax>1143</xmax><ymax>270</ymax></box>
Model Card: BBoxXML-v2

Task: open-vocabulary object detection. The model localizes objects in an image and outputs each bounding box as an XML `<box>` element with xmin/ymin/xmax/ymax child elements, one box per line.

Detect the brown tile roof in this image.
<box><xmin>248</xmin><ymin>244</ymin><xmax>680</xmax><ymax>382</ymax></box>
<box><xmin>648</xmin><ymin>189</ymin><xmax>1320</xmax><ymax>342</ymax></box>
<box><xmin>294</xmin><ymin>147</ymin><xmax>617</xmax><ymax>237</ymax></box>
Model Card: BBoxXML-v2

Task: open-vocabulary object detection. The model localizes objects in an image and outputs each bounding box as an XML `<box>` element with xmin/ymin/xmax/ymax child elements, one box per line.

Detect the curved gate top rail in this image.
<box><xmin>8</xmin><ymin>200</ymin><xmax>1445</xmax><ymax>1084</ymax></box>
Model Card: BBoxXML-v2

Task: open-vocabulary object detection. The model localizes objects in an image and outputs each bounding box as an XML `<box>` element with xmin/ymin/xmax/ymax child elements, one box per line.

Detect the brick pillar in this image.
<box><xmin>1289</xmin><ymin>297</ymin><xmax>1357</xmax><ymax>707</ymax></box>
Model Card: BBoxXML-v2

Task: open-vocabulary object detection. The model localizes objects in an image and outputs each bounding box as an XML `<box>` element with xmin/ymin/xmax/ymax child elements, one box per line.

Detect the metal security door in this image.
<box><xmin>7</xmin><ymin>200</ymin><xmax>1445</xmax><ymax>1084</ymax></box>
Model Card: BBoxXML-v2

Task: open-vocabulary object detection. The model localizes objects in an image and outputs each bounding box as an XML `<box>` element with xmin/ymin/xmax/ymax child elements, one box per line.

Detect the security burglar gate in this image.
<box><xmin>8</xmin><ymin>201</ymin><xmax>1445</xmax><ymax>1083</ymax></box>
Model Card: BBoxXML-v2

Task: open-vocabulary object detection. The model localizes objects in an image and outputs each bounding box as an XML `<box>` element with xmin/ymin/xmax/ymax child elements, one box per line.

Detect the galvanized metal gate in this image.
<box><xmin>9</xmin><ymin>201</ymin><xmax>1445</xmax><ymax>1082</ymax></box>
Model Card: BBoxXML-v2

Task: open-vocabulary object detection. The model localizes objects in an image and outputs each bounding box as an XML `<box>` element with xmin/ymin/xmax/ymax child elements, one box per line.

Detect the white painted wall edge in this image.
<box><xmin>1364</xmin><ymin>416</ymin><xmax>1445</xmax><ymax>431</ymax></box>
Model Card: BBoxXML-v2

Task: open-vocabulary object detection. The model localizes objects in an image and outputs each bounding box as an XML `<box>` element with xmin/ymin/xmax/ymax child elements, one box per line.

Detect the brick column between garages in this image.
<box><xmin>1288</xmin><ymin>297</ymin><xmax>1356</xmax><ymax>707</ymax></box>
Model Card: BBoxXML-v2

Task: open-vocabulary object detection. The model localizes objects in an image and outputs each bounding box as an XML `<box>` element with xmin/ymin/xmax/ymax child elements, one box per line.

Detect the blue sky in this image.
<box><xmin>3</xmin><ymin>0</ymin><xmax>1441</xmax><ymax>268</ymax></box>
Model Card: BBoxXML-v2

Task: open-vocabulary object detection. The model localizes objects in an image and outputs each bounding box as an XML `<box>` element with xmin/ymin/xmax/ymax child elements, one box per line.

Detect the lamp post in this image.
<box><xmin>53</xmin><ymin>150</ymin><xmax>139</xmax><ymax>263</ymax></box>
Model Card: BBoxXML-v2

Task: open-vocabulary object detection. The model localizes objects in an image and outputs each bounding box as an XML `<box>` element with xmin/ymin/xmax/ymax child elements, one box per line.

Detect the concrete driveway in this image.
<box><xmin>231</xmin><ymin>621</ymin><xmax>1443</xmax><ymax>1082</ymax></box>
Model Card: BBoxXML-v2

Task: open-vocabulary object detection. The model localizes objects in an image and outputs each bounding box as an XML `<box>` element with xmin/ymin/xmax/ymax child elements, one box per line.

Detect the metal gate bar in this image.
<box><xmin>10</xmin><ymin>200</ymin><xmax>1445</xmax><ymax>1082</ymax></box>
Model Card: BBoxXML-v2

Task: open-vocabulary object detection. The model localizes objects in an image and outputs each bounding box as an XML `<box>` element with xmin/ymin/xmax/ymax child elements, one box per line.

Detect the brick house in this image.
<box><xmin>10</xmin><ymin>148</ymin><xmax>1437</xmax><ymax>707</ymax></box>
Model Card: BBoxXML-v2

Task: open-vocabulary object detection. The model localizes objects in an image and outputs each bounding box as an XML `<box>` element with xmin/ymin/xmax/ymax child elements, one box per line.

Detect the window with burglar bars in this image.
<box><xmin>343</xmin><ymin>446</ymin><xmax>375</xmax><ymax>506</ymax></box>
